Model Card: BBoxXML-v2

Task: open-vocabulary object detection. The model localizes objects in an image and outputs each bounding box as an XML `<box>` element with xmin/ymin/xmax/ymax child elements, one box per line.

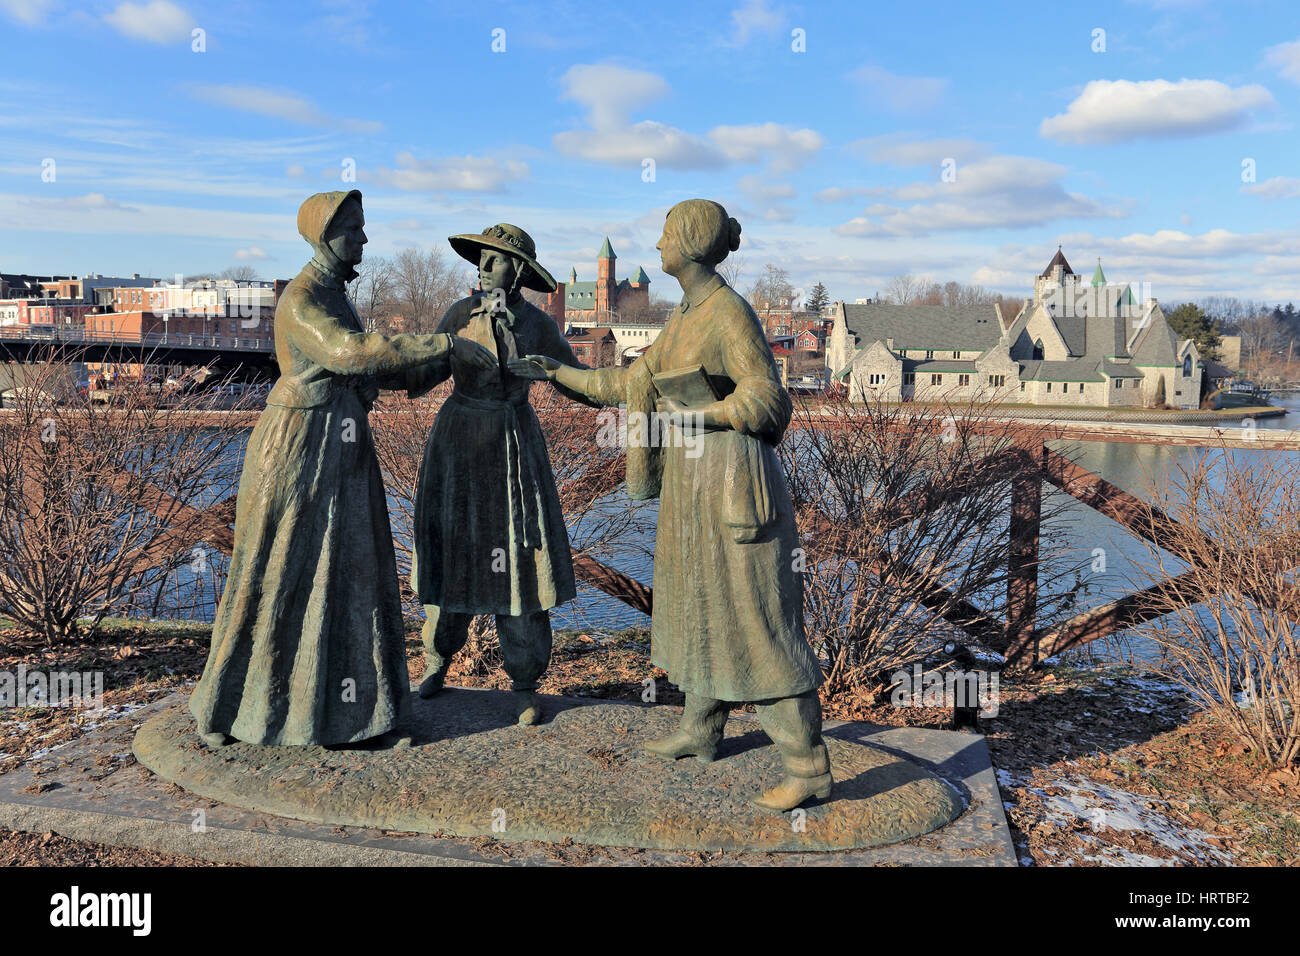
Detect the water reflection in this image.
<box><xmin>147</xmin><ymin>399</ymin><xmax>1299</xmax><ymax>665</ymax></box>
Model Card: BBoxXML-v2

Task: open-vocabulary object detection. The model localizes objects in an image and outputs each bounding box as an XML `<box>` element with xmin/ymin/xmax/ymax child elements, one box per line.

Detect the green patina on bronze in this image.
<box><xmin>135</xmin><ymin>691</ymin><xmax>964</xmax><ymax>852</ymax></box>
<box><xmin>186</xmin><ymin>190</ymin><xmax>496</xmax><ymax>748</ymax></box>
<box><xmin>512</xmin><ymin>199</ymin><xmax>831</xmax><ymax>810</ymax></box>
<box><xmin>409</xmin><ymin>223</ymin><xmax>584</xmax><ymax>725</ymax></box>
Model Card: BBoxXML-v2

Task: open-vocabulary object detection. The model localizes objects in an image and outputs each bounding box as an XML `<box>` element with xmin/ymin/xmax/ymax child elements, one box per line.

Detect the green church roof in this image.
<box><xmin>631</xmin><ymin>265</ymin><xmax>650</xmax><ymax>284</ymax></box>
<box><xmin>1091</xmin><ymin>259</ymin><xmax>1106</xmax><ymax>287</ymax></box>
<box><xmin>598</xmin><ymin>237</ymin><xmax>616</xmax><ymax>260</ymax></box>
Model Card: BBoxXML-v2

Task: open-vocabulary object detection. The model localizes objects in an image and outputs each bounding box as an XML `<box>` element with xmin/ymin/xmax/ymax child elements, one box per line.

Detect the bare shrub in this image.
<box><xmin>1135</xmin><ymin>449</ymin><xmax>1300</xmax><ymax>769</ymax></box>
<box><xmin>780</xmin><ymin>391</ymin><xmax>1086</xmax><ymax>696</ymax></box>
<box><xmin>0</xmin><ymin>353</ymin><xmax>246</xmax><ymax>644</ymax></box>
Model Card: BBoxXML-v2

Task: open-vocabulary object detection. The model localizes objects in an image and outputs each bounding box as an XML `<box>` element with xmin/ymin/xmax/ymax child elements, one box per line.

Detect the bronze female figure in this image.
<box><xmin>513</xmin><ymin>200</ymin><xmax>831</xmax><ymax>811</ymax></box>
<box><xmin>190</xmin><ymin>190</ymin><xmax>495</xmax><ymax>747</ymax></box>
<box><xmin>409</xmin><ymin>224</ymin><xmax>587</xmax><ymax>726</ymax></box>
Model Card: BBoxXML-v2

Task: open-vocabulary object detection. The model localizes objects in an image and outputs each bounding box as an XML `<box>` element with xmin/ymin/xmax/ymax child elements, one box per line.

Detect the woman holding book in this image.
<box><xmin>511</xmin><ymin>199</ymin><xmax>830</xmax><ymax>812</ymax></box>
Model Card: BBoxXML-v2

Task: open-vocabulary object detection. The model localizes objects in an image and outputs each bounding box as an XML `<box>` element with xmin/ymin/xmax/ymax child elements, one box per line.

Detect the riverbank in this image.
<box><xmin>1</xmin><ymin>618</ymin><xmax>1294</xmax><ymax>866</ymax></box>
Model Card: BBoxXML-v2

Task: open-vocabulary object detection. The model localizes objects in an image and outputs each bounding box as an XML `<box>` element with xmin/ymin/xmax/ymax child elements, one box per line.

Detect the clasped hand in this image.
<box><xmin>452</xmin><ymin>336</ymin><xmax>497</xmax><ymax>370</ymax></box>
<box><xmin>507</xmin><ymin>354</ymin><xmax>563</xmax><ymax>381</ymax></box>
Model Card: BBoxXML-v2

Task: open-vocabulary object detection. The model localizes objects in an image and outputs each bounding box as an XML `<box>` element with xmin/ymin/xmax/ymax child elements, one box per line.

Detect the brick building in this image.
<box><xmin>565</xmin><ymin>238</ymin><xmax>650</xmax><ymax>324</ymax></box>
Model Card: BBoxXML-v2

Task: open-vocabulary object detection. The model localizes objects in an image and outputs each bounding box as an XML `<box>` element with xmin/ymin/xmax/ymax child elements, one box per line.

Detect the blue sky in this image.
<box><xmin>1</xmin><ymin>0</ymin><xmax>1298</xmax><ymax>305</ymax></box>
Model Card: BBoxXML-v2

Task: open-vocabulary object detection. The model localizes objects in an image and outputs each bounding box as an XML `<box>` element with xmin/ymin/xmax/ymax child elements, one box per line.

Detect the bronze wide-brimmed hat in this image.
<box><xmin>448</xmin><ymin>223</ymin><xmax>557</xmax><ymax>293</ymax></box>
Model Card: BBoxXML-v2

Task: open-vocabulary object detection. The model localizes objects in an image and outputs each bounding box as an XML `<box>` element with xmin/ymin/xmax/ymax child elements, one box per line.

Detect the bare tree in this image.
<box><xmin>718</xmin><ymin>253</ymin><xmax>745</xmax><ymax>292</ymax></box>
<box><xmin>746</xmin><ymin>263</ymin><xmax>793</xmax><ymax>314</ymax></box>
<box><xmin>350</xmin><ymin>254</ymin><xmax>397</xmax><ymax>333</ymax></box>
<box><xmin>0</xmin><ymin>352</ymin><xmax>246</xmax><ymax>644</ymax></box>
<box><xmin>779</xmin><ymin>392</ymin><xmax>1085</xmax><ymax>696</ymax></box>
<box><xmin>391</xmin><ymin>247</ymin><xmax>470</xmax><ymax>334</ymax></box>
<box><xmin>1134</xmin><ymin>449</ymin><xmax>1300</xmax><ymax>769</ymax></box>
<box><xmin>1237</xmin><ymin>309</ymin><xmax>1287</xmax><ymax>374</ymax></box>
<box><xmin>220</xmin><ymin>265</ymin><xmax>260</xmax><ymax>282</ymax></box>
<box><xmin>884</xmin><ymin>273</ymin><xmax>920</xmax><ymax>306</ymax></box>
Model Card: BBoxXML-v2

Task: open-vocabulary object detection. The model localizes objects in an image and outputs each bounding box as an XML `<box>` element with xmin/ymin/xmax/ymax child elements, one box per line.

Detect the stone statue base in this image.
<box><xmin>133</xmin><ymin>687</ymin><xmax>964</xmax><ymax>852</ymax></box>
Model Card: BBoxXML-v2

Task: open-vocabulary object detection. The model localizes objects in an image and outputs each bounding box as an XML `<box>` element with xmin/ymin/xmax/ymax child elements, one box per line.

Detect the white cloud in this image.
<box><xmin>553</xmin><ymin>64</ymin><xmax>823</xmax><ymax>172</ymax></box>
<box><xmin>553</xmin><ymin>64</ymin><xmax>724</xmax><ymax>169</ymax></box>
<box><xmin>234</xmin><ymin>247</ymin><xmax>269</xmax><ymax>260</ymax></box>
<box><xmin>847</xmin><ymin>65</ymin><xmax>948</xmax><ymax>112</ymax></box>
<box><xmin>555</xmin><ymin>121</ymin><xmax>725</xmax><ymax>169</ymax></box>
<box><xmin>0</xmin><ymin>192</ymin><xmax>286</xmax><ymax>242</ymax></box>
<box><xmin>737</xmin><ymin>174</ymin><xmax>796</xmax><ymax>201</ymax></box>
<box><xmin>103</xmin><ymin>1</ymin><xmax>194</xmax><ymax>44</ymax></box>
<box><xmin>848</xmin><ymin>136</ymin><xmax>987</xmax><ymax>167</ymax></box>
<box><xmin>728</xmin><ymin>0</ymin><xmax>785</xmax><ymax>47</ymax></box>
<box><xmin>554</xmin><ymin>65</ymin><xmax>724</xmax><ymax>169</ymax></box>
<box><xmin>370</xmin><ymin>152</ymin><xmax>529</xmax><ymax>193</ymax></box>
<box><xmin>835</xmin><ymin>154</ymin><xmax>1128</xmax><ymax>238</ymax></box>
<box><xmin>1242</xmin><ymin>176</ymin><xmax>1300</xmax><ymax>200</ymax></box>
<box><xmin>0</xmin><ymin>0</ymin><xmax>55</xmax><ymax>25</ymax></box>
<box><xmin>192</xmin><ymin>85</ymin><xmax>384</xmax><ymax>134</ymax></box>
<box><xmin>710</xmin><ymin>122</ymin><xmax>822</xmax><ymax>171</ymax></box>
<box><xmin>1040</xmin><ymin>79</ymin><xmax>1275</xmax><ymax>145</ymax></box>
<box><xmin>285</xmin><ymin>164</ymin><xmax>308</xmax><ymax>179</ymax></box>
<box><xmin>1265</xmin><ymin>38</ymin><xmax>1300</xmax><ymax>84</ymax></box>
<box><xmin>558</xmin><ymin>63</ymin><xmax>669</xmax><ymax>129</ymax></box>
<box><xmin>816</xmin><ymin>186</ymin><xmax>884</xmax><ymax>203</ymax></box>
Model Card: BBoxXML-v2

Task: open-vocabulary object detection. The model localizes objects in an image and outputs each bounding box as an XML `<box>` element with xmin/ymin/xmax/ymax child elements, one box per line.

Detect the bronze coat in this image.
<box><xmin>190</xmin><ymin>232</ymin><xmax>453</xmax><ymax>745</ymax></box>
<box><xmin>577</xmin><ymin>275</ymin><xmax>822</xmax><ymax>702</ymax></box>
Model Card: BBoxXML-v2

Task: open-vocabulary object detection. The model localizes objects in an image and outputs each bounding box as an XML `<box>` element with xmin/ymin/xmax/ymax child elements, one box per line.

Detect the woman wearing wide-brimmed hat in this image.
<box><xmin>409</xmin><ymin>223</ymin><xmax>586</xmax><ymax>726</ymax></box>
<box><xmin>189</xmin><ymin>190</ymin><xmax>496</xmax><ymax>748</ymax></box>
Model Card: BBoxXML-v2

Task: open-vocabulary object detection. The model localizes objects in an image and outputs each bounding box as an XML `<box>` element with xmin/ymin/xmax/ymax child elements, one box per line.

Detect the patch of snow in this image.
<box><xmin>1025</xmin><ymin>775</ymin><xmax>1233</xmax><ymax>866</ymax></box>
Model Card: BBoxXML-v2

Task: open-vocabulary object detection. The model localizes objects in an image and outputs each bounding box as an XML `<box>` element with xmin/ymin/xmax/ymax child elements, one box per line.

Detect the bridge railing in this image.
<box><xmin>0</xmin><ymin>325</ymin><xmax>273</xmax><ymax>352</ymax></box>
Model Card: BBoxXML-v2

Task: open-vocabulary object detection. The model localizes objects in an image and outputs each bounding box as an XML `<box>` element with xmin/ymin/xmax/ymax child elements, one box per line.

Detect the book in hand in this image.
<box><xmin>652</xmin><ymin>364</ymin><xmax>721</xmax><ymax>408</ymax></box>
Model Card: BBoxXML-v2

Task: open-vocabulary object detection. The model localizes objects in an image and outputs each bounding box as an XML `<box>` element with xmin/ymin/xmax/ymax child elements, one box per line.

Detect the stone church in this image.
<box><xmin>563</xmin><ymin>237</ymin><xmax>650</xmax><ymax>324</ymax></box>
<box><xmin>827</xmin><ymin>249</ymin><xmax>1203</xmax><ymax>410</ymax></box>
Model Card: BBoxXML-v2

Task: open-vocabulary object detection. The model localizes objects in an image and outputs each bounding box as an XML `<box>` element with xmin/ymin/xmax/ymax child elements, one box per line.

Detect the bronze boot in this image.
<box><xmin>418</xmin><ymin>663</ymin><xmax>449</xmax><ymax>699</ymax></box>
<box><xmin>513</xmin><ymin>689</ymin><xmax>543</xmax><ymax>726</ymax></box>
<box><xmin>644</xmin><ymin>695</ymin><xmax>727</xmax><ymax>763</ymax></box>
<box><xmin>753</xmin><ymin>742</ymin><xmax>833</xmax><ymax>812</ymax></box>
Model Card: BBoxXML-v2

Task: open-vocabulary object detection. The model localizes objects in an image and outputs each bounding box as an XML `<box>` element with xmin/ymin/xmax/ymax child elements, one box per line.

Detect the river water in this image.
<box><xmin>155</xmin><ymin>398</ymin><xmax>1300</xmax><ymax>665</ymax></box>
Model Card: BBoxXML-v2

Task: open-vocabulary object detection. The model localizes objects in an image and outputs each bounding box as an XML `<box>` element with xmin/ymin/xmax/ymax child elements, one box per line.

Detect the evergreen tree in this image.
<box><xmin>806</xmin><ymin>281</ymin><xmax>829</xmax><ymax>313</ymax></box>
<box><xmin>1167</xmin><ymin>303</ymin><xmax>1222</xmax><ymax>361</ymax></box>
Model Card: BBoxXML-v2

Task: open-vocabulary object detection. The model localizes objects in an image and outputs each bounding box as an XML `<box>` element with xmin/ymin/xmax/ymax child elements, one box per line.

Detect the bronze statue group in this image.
<box><xmin>188</xmin><ymin>190</ymin><xmax>832</xmax><ymax>813</ymax></box>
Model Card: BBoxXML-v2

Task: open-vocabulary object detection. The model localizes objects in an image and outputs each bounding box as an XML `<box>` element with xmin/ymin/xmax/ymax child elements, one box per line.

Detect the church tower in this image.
<box><xmin>595</xmin><ymin>237</ymin><xmax>616</xmax><ymax>316</ymax></box>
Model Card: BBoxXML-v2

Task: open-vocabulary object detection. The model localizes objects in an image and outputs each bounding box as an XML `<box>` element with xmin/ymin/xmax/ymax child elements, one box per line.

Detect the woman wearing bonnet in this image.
<box><xmin>189</xmin><ymin>190</ymin><xmax>495</xmax><ymax>748</ymax></box>
<box><xmin>513</xmin><ymin>199</ymin><xmax>831</xmax><ymax>812</ymax></box>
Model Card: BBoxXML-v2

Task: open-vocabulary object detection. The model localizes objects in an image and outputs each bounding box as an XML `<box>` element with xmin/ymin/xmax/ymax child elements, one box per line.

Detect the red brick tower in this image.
<box><xmin>595</xmin><ymin>236</ymin><xmax>616</xmax><ymax>317</ymax></box>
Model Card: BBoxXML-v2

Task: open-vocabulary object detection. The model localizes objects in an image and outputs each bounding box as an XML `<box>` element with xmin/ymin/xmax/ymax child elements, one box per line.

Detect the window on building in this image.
<box><xmin>958</xmin><ymin>374</ymin><xmax>970</xmax><ymax>386</ymax></box>
<box><xmin>1063</xmin><ymin>383</ymin><xmax>1069</xmax><ymax>393</ymax></box>
<box><xmin>1019</xmin><ymin>381</ymin><xmax>1025</xmax><ymax>391</ymax></box>
<box><xmin>1046</xmin><ymin>382</ymin><xmax>1053</xmax><ymax>392</ymax></box>
<box><xmin>1033</xmin><ymin>339</ymin><xmax>1044</xmax><ymax>360</ymax></box>
<box><xmin>1114</xmin><ymin>379</ymin><xmax>1121</xmax><ymax>389</ymax></box>
<box><xmin>1182</xmin><ymin>356</ymin><xmax>1192</xmax><ymax>377</ymax></box>
<box><xmin>931</xmin><ymin>373</ymin><xmax>942</xmax><ymax>385</ymax></box>
<box><xmin>925</xmin><ymin>350</ymin><xmax>934</xmax><ymax>359</ymax></box>
<box><xmin>988</xmin><ymin>374</ymin><xmax>1006</xmax><ymax>387</ymax></box>
<box><xmin>868</xmin><ymin>373</ymin><xmax>886</xmax><ymax>386</ymax></box>
<box><xmin>952</xmin><ymin>350</ymin><xmax>961</xmax><ymax>359</ymax></box>
<box><xmin>902</xmin><ymin>372</ymin><xmax>915</xmax><ymax>385</ymax></box>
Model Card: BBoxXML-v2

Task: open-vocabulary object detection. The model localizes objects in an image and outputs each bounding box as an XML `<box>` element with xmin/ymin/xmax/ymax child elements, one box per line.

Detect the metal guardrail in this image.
<box><xmin>0</xmin><ymin>326</ymin><xmax>273</xmax><ymax>352</ymax></box>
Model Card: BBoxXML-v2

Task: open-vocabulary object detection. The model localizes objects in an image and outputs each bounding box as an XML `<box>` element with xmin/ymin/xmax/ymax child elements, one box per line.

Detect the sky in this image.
<box><xmin>0</xmin><ymin>0</ymin><xmax>1298</xmax><ymax>307</ymax></box>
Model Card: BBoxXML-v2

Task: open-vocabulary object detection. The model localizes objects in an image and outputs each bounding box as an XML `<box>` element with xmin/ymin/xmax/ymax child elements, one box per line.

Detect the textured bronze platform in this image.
<box><xmin>133</xmin><ymin>687</ymin><xmax>964</xmax><ymax>853</ymax></box>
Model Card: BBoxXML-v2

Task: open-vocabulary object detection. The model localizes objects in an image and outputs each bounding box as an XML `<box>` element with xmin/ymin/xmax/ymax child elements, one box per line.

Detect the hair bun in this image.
<box><xmin>727</xmin><ymin>217</ymin><xmax>742</xmax><ymax>252</ymax></box>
